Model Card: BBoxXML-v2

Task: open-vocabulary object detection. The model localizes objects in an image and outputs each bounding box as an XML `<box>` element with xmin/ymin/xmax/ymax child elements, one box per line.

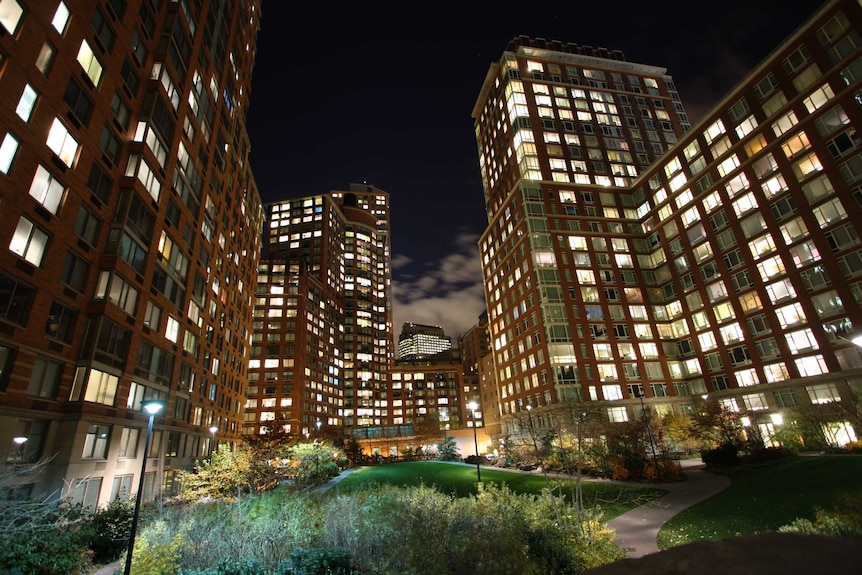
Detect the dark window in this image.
<box><xmin>120</xmin><ymin>58</ymin><xmax>140</xmax><ymax>94</ymax></box>
<box><xmin>99</xmin><ymin>126</ymin><xmax>122</xmax><ymax>165</ymax></box>
<box><xmin>0</xmin><ymin>273</ymin><xmax>35</xmax><ymax>326</ymax></box>
<box><xmin>45</xmin><ymin>300</ymin><xmax>77</xmax><ymax>344</ymax></box>
<box><xmin>60</xmin><ymin>251</ymin><xmax>89</xmax><ymax>292</ymax></box>
<box><xmin>86</xmin><ymin>162</ymin><xmax>113</xmax><ymax>203</ymax></box>
<box><xmin>91</xmin><ymin>8</ymin><xmax>116</xmax><ymax>51</ymax></box>
<box><xmin>74</xmin><ymin>205</ymin><xmax>101</xmax><ymax>245</ymax></box>
<box><xmin>0</xmin><ymin>344</ymin><xmax>17</xmax><ymax>392</ymax></box>
<box><xmin>110</xmin><ymin>91</ymin><xmax>131</xmax><ymax>128</ymax></box>
<box><xmin>63</xmin><ymin>79</ymin><xmax>94</xmax><ymax>125</ymax></box>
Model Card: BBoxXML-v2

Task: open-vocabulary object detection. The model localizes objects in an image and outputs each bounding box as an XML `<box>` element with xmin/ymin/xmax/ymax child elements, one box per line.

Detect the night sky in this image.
<box><xmin>245</xmin><ymin>0</ymin><xmax>826</xmax><ymax>341</ymax></box>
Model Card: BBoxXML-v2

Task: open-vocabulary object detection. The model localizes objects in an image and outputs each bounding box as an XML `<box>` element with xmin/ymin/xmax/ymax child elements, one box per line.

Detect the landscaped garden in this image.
<box><xmin>4</xmin><ymin>398</ymin><xmax>862</xmax><ymax>574</ymax></box>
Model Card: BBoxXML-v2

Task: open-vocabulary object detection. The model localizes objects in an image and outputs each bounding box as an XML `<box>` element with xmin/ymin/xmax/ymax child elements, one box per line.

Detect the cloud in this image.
<box><xmin>391</xmin><ymin>230</ymin><xmax>487</xmax><ymax>340</ymax></box>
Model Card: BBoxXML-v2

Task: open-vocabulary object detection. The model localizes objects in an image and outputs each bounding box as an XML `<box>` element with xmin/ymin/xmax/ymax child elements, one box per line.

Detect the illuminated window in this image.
<box><xmin>9</xmin><ymin>217</ymin><xmax>48</xmax><ymax>266</ymax></box>
<box><xmin>0</xmin><ymin>133</ymin><xmax>19</xmax><ymax>174</ymax></box>
<box><xmin>0</xmin><ymin>0</ymin><xmax>23</xmax><ymax>34</ymax></box>
<box><xmin>28</xmin><ymin>165</ymin><xmax>65</xmax><ymax>214</ymax></box>
<box><xmin>15</xmin><ymin>84</ymin><xmax>38</xmax><ymax>122</ymax></box>
<box><xmin>76</xmin><ymin>41</ymin><xmax>103</xmax><ymax>85</ymax></box>
<box><xmin>607</xmin><ymin>406</ymin><xmax>628</xmax><ymax>422</ymax></box>
<box><xmin>46</xmin><ymin>118</ymin><xmax>79</xmax><ymax>167</ymax></box>
<box><xmin>51</xmin><ymin>2</ymin><xmax>70</xmax><ymax>33</ymax></box>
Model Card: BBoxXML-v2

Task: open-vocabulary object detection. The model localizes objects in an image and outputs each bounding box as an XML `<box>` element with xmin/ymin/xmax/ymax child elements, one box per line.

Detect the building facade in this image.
<box><xmin>397</xmin><ymin>322</ymin><xmax>452</xmax><ymax>360</ymax></box>
<box><xmin>0</xmin><ymin>0</ymin><xmax>263</xmax><ymax>508</ymax></box>
<box><xmin>474</xmin><ymin>0</ymin><xmax>862</xmax><ymax>447</ymax></box>
<box><xmin>249</xmin><ymin>184</ymin><xmax>393</xmax><ymax>439</ymax></box>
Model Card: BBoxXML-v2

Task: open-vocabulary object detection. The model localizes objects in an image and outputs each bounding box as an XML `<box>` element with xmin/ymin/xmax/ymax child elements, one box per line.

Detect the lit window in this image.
<box><xmin>15</xmin><ymin>84</ymin><xmax>37</xmax><ymax>121</ymax></box>
<box><xmin>46</xmin><ymin>118</ymin><xmax>79</xmax><ymax>167</ymax></box>
<box><xmin>607</xmin><ymin>406</ymin><xmax>628</xmax><ymax>423</ymax></box>
<box><xmin>796</xmin><ymin>355</ymin><xmax>828</xmax><ymax>377</ymax></box>
<box><xmin>36</xmin><ymin>42</ymin><xmax>56</xmax><ymax>75</ymax></box>
<box><xmin>165</xmin><ymin>316</ymin><xmax>180</xmax><ymax>343</ymax></box>
<box><xmin>0</xmin><ymin>0</ymin><xmax>23</xmax><ymax>34</ymax></box>
<box><xmin>51</xmin><ymin>2</ymin><xmax>70</xmax><ymax>33</ymax></box>
<box><xmin>76</xmin><ymin>40</ymin><xmax>103</xmax><ymax>85</ymax></box>
<box><xmin>0</xmin><ymin>133</ymin><xmax>19</xmax><ymax>174</ymax></box>
<box><xmin>28</xmin><ymin>165</ymin><xmax>65</xmax><ymax>214</ymax></box>
<box><xmin>807</xmin><ymin>382</ymin><xmax>840</xmax><ymax>404</ymax></box>
<box><xmin>803</xmin><ymin>84</ymin><xmax>835</xmax><ymax>114</ymax></box>
<box><xmin>9</xmin><ymin>217</ymin><xmax>49</xmax><ymax>266</ymax></box>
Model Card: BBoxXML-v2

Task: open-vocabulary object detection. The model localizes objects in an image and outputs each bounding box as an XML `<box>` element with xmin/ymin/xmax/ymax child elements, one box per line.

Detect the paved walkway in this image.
<box><xmin>607</xmin><ymin>459</ymin><xmax>731</xmax><ymax>558</ymax></box>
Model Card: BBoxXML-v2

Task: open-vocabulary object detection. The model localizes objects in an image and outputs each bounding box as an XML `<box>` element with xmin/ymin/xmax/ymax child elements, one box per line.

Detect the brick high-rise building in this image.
<box><xmin>0</xmin><ymin>0</ymin><xmax>263</xmax><ymax>508</ymax></box>
<box><xmin>250</xmin><ymin>184</ymin><xmax>393</xmax><ymax>439</ymax></box>
<box><xmin>474</xmin><ymin>0</ymin><xmax>862</xmax><ymax>447</ymax></box>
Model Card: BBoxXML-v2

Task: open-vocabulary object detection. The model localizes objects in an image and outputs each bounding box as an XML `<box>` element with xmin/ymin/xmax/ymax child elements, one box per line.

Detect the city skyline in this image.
<box><xmin>246</xmin><ymin>0</ymin><xmax>824</xmax><ymax>339</ymax></box>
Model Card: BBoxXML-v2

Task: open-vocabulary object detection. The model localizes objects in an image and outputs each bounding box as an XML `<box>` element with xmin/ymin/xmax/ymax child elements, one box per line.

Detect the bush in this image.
<box><xmin>701</xmin><ymin>442</ymin><xmax>740</xmax><ymax>467</ymax></box>
<box><xmin>180</xmin><ymin>557</ymin><xmax>268</xmax><ymax>575</ymax></box>
<box><xmin>86</xmin><ymin>496</ymin><xmax>135</xmax><ymax>563</ymax></box>
<box><xmin>129</xmin><ymin>521</ymin><xmax>185</xmax><ymax>575</ymax></box>
<box><xmin>746</xmin><ymin>446</ymin><xmax>792</xmax><ymax>463</ymax></box>
<box><xmin>0</xmin><ymin>497</ymin><xmax>91</xmax><ymax>575</ymax></box>
<box><xmin>779</xmin><ymin>493</ymin><xmax>862</xmax><ymax>537</ymax></box>
<box><xmin>280</xmin><ymin>548</ymin><xmax>352</xmax><ymax>575</ymax></box>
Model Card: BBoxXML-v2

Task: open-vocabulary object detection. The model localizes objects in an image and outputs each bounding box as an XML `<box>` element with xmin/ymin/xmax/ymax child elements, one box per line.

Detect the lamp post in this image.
<box><xmin>124</xmin><ymin>399</ymin><xmax>166</xmax><ymax>575</ymax></box>
<box><xmin>467</xmin><ymin>401</ymin><xmax>481</xmax><ymax>483</ymax></box>
<box><xmin>11</xmin><ymin>437</ymin><xmax>27</xmax><ymax>465</ymax></box>
<box><xmin>208</xmin><ymin>426</ymin><xmax>218</xmax><ymax>456</ymax></box>
<box><xmin>315</xmin><ymin>419</ymin><xmax>321</xmax><ymax>439</ymax></box>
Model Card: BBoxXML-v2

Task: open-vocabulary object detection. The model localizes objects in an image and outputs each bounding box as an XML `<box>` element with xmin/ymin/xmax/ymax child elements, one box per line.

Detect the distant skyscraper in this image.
<box><xmin>0</xmin><ymin>0</ymin><xmax>263</xmax><ymax>507</ymax></box>
<box><xmin>251</xmin><ymin>184</ymin><xmax>393</xmax><ymax>437</ymax></box>
<box><xmin>397</xmin><ymin>322</ymin><xmax>452</xmax><ymax>360</ymax></box>
<box><xmin>473</xmin><ymin>0</ymin><xmax>862</xmax><ymax>446</ymax></box>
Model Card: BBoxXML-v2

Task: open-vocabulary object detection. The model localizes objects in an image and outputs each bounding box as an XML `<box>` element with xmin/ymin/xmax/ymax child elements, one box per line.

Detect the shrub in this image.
<box><xmin>86</xmin><ymin>496</ymin><xmax>135</xmax><ymax>562</ymax></box>
<box><xmin>701</xmin><ymin>442</ymin><xmax>740</xmax><ymax>467</ymax></box>
<box><xmin>280</xmin><ymin>548</ymin><xmax>352</xmax><ymax>575</ymax></box>
<box><xmin>0</xmin><ymin>495</ymin><xmax>91</xmax><ymax>575</ymax></box>
<box><xmin>779</xmin><ymin>493</ymin><xmax>862</xmax><ymax>537</ymax></box>
<box><xmin>180</xmin><ymin>556</ymin><xmax>268</xmax><ymax>575</ymax></box>
<box><xmin>130</xmin><ymin>521</ymin><xmax>185</xmax><ymax>575</ymax></box>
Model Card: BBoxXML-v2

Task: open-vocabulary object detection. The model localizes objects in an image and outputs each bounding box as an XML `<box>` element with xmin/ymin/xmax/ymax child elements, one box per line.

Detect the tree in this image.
<box><xmin>178</xmin><ymin>444</ymin><xmax>281</xmax><ymax>502</ymax></box>
<box><xmin>662</xmin><ymin>411</ymin><xmax>699</xmax><ymax>455</ymax></box>
<box><xmin>288</xmin><ymin>441</ymin><xmax>341</xmax><ymax>488</ymax></box>
<box><xmin>437</xmin><ymin>436</ymin><xmax>460</xmax><ymax>461</ymax></box>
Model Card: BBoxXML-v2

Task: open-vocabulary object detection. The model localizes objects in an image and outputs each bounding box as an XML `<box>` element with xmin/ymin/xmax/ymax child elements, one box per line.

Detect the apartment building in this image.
<box><xmin>0</xmin><ymin>0</ymin><xmax>263</xmax><ymax>507</ymax></box>
<box><xmin>474</xmin><ymin>0</ymin><xmax>862</xmax><ymax>447</ymax></box>
<box><xmin>249</xmin><ymin>184</ymin><xmax>393</xmax><ymax>439</ymax></box>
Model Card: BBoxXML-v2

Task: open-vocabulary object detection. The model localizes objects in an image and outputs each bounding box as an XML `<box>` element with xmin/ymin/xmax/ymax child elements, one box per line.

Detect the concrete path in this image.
<box><xmin>607</xmin><ymin>459</ymin><xmax>731</xmax><ymax>558</ymax></box>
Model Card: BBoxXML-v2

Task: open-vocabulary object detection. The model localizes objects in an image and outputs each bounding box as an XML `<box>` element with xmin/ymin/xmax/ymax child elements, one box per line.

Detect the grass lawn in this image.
<box><xmin>658</xmin><ymin>455</ymin><xmax>862</xmax><ymax>549</ymax></box>
<box><xmin>330</xmin><ymin>461</ymin><xmax>666</xmax><ymax>519</ymax></box>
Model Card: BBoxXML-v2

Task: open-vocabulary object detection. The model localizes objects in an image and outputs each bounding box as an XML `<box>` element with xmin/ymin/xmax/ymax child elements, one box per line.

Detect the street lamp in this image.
<box><xmin>11</xmin><ymin>437</ymin><xmax>27</xmax><ymax>465</ymax></box>
<box><xmin>467</xmin><ymin>401</ymin><xmax>481</xmax><ymax>483</ymax></box>
<box><xmin>315</xmin><ymin>419</ymin><xmax>321</xmax><ymax>439</ymax></box>
<box><xmin>208</xmin><ymin>426</ymin><xmax>218</xmax><ymax>456</ymax></box>
<box><xmin>124</xmin><ymin>399</ymin><xmax>166</xmax><ymax>575</ymax></box>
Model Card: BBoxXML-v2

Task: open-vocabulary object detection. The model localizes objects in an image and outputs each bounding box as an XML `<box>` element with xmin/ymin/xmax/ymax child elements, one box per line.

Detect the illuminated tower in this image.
<box><xmin>0</xmin><ymin>0</ymin><xmax>264</xmax><ymax>507</ymax></box>
<box><xmin>252</xmin><ymin>184</ymin><xmax>393</xmax><ymax>437</ymax></box>
<box><xmin>474</xmin><ymin>0</ymin><xmax>862</xmax><ymax>447</ymax></box>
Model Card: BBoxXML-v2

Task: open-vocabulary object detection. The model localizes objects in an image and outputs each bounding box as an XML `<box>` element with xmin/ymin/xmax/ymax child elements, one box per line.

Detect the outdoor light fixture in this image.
<box><xmin>468</xmin><ymin>401</ymin><xmax>481</xmax><ymax>483</ymax></box>
<box><xmin>209</xmin><ymin>426</ymin><xmax>218</xmax><ymax>456</ymax></box>
<box><xmin>315</xmin><ymin>419</ymin><xmax>321</xmax><ymax>437</ymax></box>
<box><xmin>124</xmin><ymin>399</ymin><xmax>166</xmax><ymax>575</ymax></box>
<box><xmin>12</xmin><ymin>436</ymin><xmax>27</xmax><ymax>445</ymax></box>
